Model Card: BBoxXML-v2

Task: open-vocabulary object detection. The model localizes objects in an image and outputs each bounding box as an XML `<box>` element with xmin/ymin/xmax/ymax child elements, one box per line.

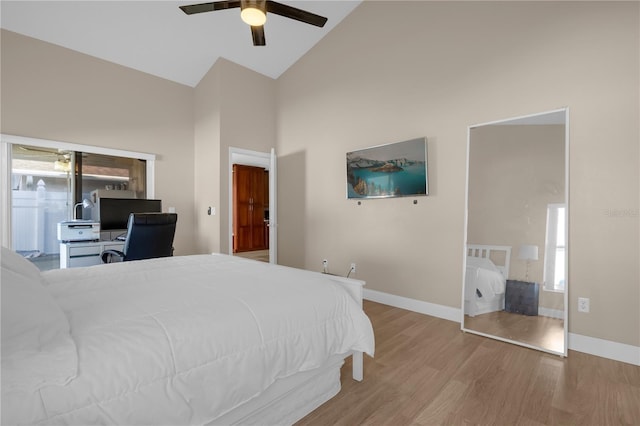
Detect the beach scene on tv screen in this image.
<box><xmin>346</xmin><ymin>138</ymin><xmax>428</xmax><ymax>199</ymax></box>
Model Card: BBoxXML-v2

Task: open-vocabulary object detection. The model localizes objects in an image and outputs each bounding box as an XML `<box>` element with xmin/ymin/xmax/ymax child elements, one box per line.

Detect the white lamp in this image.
<box><xmin>73</xmin><ymin>198</ymin><xmax>94</xmax><ymax>220</ymax></box>
<box><xmin>518</xmin><ymin>244</ymin><xmax>538</xmax><ymax>281</ymax></box>
<box><xmin>241</xmin><ymin>0</ymin><xmax>267</xmax><ymax>26</ymax></box>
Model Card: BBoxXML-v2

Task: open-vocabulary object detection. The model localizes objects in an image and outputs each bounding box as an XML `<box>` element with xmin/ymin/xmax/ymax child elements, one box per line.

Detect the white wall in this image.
<box><xmin>194</xmin><ymin>58</ymin><xmax>276</xmax><ymax>254</ymax></box>
<box><xmin>2</xmin><ymin>1</ymin><xmax>638</xmax><ymax>351</ymax></box>
<box><xmin>276</xmin><ymin>1</ymin><xmax>639</xmax><ymax>347</ymax></box>
<box><xmin>1</xmin><ymin>30</ymin><xmax>197</xmax><ymax>255</ymax></box>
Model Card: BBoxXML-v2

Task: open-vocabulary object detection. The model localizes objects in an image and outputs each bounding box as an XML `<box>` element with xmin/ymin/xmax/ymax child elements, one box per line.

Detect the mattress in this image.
<box><xmin>2</xmin><ymin>254</ymin><xmax>374</xmax><ymax>425</ymax></box>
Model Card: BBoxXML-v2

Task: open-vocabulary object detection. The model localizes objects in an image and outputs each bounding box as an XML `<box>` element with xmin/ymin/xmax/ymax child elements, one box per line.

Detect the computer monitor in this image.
<box><xmin>98</xmin><ymin>198</ymin><xmax>162</xmax><ymax>230</ymax></box>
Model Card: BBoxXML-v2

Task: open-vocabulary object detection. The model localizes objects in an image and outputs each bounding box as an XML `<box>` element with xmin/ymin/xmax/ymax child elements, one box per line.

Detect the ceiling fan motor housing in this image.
<box><xmin>241</xmin><ymin>0</ymin><xmax>266</xmax><ymax>12</ymax></box>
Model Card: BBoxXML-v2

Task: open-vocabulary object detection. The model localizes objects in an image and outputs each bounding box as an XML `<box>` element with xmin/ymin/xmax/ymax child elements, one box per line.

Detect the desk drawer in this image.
<box><xmin>65</xmin><ymin>244</ymin><xmax>101</xmax><ymax>268</ymax></box>
<box><xmin>68</xmin><ymin>245</ymin><xmax>101</xmax><ymax>258</ymax></box>
<box><xmin>69</xmin><ymin>255</ymin><xmax>101</xmax><ymax>268</ymax></box>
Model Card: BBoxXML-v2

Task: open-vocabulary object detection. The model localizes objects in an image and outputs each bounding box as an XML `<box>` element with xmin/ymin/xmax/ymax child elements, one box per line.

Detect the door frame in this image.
<box><xmin>228</xmin><ymin>147</ymin><xmax>277</xmax><ymax>264</ymax></box>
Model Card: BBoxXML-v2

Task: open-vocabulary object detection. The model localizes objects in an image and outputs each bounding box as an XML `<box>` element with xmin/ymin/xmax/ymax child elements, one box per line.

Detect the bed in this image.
<box><xmin>464</xmin><ymin>244</ymin><xmax>511</xmax><ymax>317</ymax></box>
<box><xmin>1</xmin><ymin>247</ymin><xmax>374</xmax><ymax>425</ymax></box>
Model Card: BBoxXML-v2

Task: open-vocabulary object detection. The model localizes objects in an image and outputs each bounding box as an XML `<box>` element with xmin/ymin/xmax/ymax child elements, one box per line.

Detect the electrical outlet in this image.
<box><xmin>578</xmin><ymin>297</ymin><xmax>590</xmax><ymax>313</ymax></box>
<box><xmin>350</xmin><ymin>263</ymin><xmax>356</xmax><ymax>273</ymax></box>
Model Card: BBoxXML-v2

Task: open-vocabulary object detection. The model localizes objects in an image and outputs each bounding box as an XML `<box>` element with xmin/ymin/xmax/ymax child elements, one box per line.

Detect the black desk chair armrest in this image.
<box><xmin>101</xmin><ymin>249</ymin><xmax>125</xmax><ymax>263</ymax></box>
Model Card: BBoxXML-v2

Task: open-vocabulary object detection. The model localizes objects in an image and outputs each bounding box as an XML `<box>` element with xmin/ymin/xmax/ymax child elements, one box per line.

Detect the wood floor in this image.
<box><xmin>234</xmin><ymin>249</ymin><xmax>269</xmax><ymax>263</ymax></box>
<box><xmin>297</xmin><ymin>301</ymin><xmax>640</xmax><ymax>426</ymax></box>
<box><xmin>464</xmin><ymin>311</ymin><xmax>565</xmax><ymax>353</ymax></box>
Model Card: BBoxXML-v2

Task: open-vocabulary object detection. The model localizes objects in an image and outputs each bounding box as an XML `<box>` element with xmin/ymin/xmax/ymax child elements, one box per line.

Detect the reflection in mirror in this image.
<box><xmin>462</xmin><ymin>109</ymin><xmax>568</xmax><ymax>356</ymax></box>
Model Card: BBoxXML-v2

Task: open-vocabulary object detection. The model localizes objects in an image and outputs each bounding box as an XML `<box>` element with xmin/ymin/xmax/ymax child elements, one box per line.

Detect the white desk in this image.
<box><xmin>60</xmin><ymin>240</ymin><xmax>124</xmax><ymax>268</ymax></box>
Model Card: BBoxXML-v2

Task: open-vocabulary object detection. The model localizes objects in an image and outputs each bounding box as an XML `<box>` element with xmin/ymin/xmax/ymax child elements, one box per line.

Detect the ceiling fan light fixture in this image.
<box><xmin>241</xmin><ymin>6</ymin><xmax>266</xmax><ymax>26</ymax></box>
<box><xmin>180</xmin><ymin>0</ymin><xmax>328</xmax><ymax>46</ymax></box>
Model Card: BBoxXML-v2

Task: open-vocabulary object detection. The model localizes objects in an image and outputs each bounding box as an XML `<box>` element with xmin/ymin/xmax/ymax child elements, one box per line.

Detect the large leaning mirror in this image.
<box><xmin>462</xmin><ymin>109</ymin><xmax>569</xmax><ymax>356</ymax></box>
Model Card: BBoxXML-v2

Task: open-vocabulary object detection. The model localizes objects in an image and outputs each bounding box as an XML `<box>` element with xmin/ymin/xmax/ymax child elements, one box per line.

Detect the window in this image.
<box><xmin>2</xmin><ymin>134</ymin><xmax>155</xmax><ymax>271</ymax></box>
<box><xmin>543</xmin><ymin>204</ymin><xmax>566</xmax><ymax>292</ymax></box>
<box><xmin>10</xmin><ymin>146</ymin><xmax>71</xmax><ymax>270</ymax></box>
<box><xmin>75</xmin><ymin>151</ymin><xmax>148</xmax><ymax>217</ymax></box>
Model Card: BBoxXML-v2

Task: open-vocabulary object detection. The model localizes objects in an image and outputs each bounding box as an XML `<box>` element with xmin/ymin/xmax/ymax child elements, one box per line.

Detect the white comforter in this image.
<box><xmin>4</xmin><ymin>254</ymin><xmax>374</xmax><ymax>425</ymax></box>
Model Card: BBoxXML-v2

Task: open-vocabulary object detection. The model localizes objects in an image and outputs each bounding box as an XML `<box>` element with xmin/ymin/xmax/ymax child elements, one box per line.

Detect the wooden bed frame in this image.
<box><xmin>465</xmin><ymin>244</ymin><xmax>512</xmax><ymax>317</ymax></box>
<box><xmin>207</xmin><ymin>272</ymin><xmax>367</xmax><ymax>425</ymax></box>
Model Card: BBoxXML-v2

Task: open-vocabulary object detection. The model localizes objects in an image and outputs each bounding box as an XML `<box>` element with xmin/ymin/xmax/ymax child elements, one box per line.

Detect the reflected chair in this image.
<box><xmin>101</xmin><ymin>213</ymin><xmax>177</xmax><ymax>263</ymax></box>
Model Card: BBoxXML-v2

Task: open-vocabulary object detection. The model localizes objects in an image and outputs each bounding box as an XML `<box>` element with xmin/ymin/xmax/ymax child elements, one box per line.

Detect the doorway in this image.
<box><xmin>228</xmin><ymin>147</ymin><xmax>277</xmax><ymax>264</ymax></box>
<box><xmin>232</xmin><ymin>164</ymin><xmax>269</xmax><ymax>254</ymax></box>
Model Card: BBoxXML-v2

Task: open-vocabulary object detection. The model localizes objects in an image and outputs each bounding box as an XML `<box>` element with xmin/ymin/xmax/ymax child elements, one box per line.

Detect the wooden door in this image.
<box><xmin>249</xmin><ymin>167</ymin><xmax>266</xmax><ymax>250</ymax></box>
<box><xmin>233</xmin><ymin>164</ymin><xmax>267</xmax><ymax>252</ymax></box>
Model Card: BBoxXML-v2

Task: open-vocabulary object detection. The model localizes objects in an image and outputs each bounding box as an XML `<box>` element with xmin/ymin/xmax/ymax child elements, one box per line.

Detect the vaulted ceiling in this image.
<box><xmin>1</xmin><ymin>1</ymin><xmax>361</xmax><ymax>87</ymax></box>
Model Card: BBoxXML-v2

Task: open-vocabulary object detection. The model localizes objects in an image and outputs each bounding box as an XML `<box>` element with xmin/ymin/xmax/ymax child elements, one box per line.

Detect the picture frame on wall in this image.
<box><xmin>346</xmin><ymin>137</ymin><xmax>428</xmax><ymax>199</ymax></box>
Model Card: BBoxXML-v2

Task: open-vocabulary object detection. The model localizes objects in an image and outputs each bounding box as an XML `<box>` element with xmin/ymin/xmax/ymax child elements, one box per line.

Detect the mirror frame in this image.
<box><xmin>461</xmin><ymin>108</ymin><xmax>569</xmax><ymax>357</ymax></box>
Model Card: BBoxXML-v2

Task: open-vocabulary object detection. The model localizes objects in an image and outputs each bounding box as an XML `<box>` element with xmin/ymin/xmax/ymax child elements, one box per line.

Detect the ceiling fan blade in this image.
<box><xmin>266</xmin><ymin>1</ymin><xmax>327</xmax><ymax>27</ymax></box>
<box><xmin>251</xmin><ymin>25</ymin><xmax>266</xmax><ymax>46</ymax></box>
<box><xmin>179</xmin><ymin>1</ymin><xmax>241</xmax><ymax>15</ymax></box>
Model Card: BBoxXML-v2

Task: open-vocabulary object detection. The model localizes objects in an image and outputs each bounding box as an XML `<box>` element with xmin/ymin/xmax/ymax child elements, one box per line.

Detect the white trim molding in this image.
<box><xmin>364</xmin><ymin>289</ymin><xmax>640</xmax><ymax>366</ymax></box>
<box><xmin>569</xmin><ymin>333</ymin><xmax>640</xmax><ymax>366</ymax></box>
<box><xmin>0</xmin><ymin>141</ymin><xmax>11</xmax><ymax>247</ymax></box>
<box><xmin>1</xmin><ymin>134</ymin><xmax>156</xmax><ymax>161</ymax></box>
<box><xmin>538</xmin><ymin>307</ymin><xmax>564</xmax><ymax>320</ymax></box>
<box><xmin>228</xmin><ymin>147</ymin><xmax>277</xmax><ymax>264</ymax></box>
<box><xmin>364</xmin><ymin>289</ymin><xmax>460</xmax><ymax>323</ymax></box>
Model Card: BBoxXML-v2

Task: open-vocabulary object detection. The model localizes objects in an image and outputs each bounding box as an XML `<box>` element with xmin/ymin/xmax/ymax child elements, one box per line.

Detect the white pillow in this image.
<box><xmin>1</xmin><ymin>247</ymin><xmax>78</xmax><ymax>391</ymax></box>
<box><xmin>1</xmin><ymin>245</ymin><xmax>43</xmax><ymax>283</ymax></box>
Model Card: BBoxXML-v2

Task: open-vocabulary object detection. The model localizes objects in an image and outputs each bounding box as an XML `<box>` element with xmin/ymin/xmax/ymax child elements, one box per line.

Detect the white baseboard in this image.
<box><xmin>538</xmin><ymin>307</ymin><xmax>564</xmax><ymax>319</ymax></box>
<box><xmin>363</xmin><ymin>289</ymin><xmax>640</xmax><ymax>366</ymax></box>
<box><xmin>363</xmin><ymin>288</ymin><xmax>460</xmax><ymax>323</ymax></box>
<box><xmin>569</xmin><ymin>333</ymin><xmax>640</xmax><ymax>366</ymax></box>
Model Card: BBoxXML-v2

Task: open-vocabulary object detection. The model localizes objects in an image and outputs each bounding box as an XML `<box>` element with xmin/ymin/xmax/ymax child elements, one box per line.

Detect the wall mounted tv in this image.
<box><xmin>99</xmin><ymin>198</ymin><xmax>162</xmax><ymax>230</ymax></box>
<box><xmin>346</xmin><ymin>137</ymin><xmax>428</xmax><ymax>199</ymax></box>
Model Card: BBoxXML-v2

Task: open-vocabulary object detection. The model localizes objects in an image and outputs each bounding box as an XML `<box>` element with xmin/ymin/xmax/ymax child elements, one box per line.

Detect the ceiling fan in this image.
<box><xmin>179</xmin><ymin>0</ymin><xmax>328</xmax><ymax>46</ymax></box>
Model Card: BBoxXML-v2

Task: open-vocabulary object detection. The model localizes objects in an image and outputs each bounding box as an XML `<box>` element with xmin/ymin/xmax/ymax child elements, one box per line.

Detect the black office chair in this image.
<box><xmin>101</xmin><ymin>213</ymin><xmax>177</xmax><ymax>263</ymax></box>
